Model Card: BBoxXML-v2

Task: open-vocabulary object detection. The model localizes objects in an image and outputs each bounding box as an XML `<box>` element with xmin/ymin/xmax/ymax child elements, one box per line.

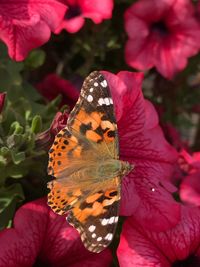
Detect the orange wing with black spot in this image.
<box><xmin>47</xmin><ymin>71</ymin><xmax>125</xmax><ymax>253</ymax></box>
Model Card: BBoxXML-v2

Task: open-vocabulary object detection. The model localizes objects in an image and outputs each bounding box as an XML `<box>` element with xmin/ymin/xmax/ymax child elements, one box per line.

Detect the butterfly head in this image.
<box><xmin>120</xmin><ymin>160</ymin><xmax>134</xmax><ymax>177</ymax></box>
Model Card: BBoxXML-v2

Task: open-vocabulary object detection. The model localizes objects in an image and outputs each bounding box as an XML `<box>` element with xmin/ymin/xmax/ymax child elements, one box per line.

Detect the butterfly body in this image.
<box><xmin>47</xmin><ymin>71</ymin><xmax>133</xmax><ymax>253</ymax></box>
<box><xmin>89</xmin><ymin>159</ymin><xmax>131</xmax><ymax>180</ymax></box>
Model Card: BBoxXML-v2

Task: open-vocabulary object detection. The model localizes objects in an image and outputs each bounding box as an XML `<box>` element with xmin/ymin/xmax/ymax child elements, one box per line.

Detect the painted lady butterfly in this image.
<box><xmin>47</xmin><ymin>71</ymin><xmax>133</xmax><ymax>253</ymax></box>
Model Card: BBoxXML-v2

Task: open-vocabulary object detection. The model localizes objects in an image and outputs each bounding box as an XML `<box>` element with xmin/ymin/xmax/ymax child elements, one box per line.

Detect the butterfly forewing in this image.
<box><xmin>47</xmin><ymin>71</ymin><xmax>122</xmax><ymax>253</ymax></box>
<box><xmin>68</xmin><ymin>71</ymin><xmax>118</xmax><ymax>159</ymax></box>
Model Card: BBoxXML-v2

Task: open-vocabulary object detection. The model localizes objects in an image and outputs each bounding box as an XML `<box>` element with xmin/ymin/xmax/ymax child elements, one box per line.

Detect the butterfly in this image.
<box><xmin>47</xmin><ymin>71</ymin><xmax>133</xmax><ymax>253</ymax></box>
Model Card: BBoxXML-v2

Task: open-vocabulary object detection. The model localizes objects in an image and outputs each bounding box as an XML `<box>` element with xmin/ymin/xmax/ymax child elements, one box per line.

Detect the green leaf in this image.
<box><xmin>0</xmin><ymin>147</ymin><xmax>9</xmax><ymax>156</ymax></box>
<box><xmin>0</xmin><ymin>183</ymin><xmax>24</xmax><ymax>230</ymax></box>
<box><xmin>0</xmin><ymin>67</ymin><xmax>11</xmax><ymax>89</ymax></box>
<box><xmin>7</xmin><ymin>164</ymin><xmax>28</xmax><ymax>178</ymax></box>
<box><xmin>6</xmin><ymin>61</ymin><xmax>23</xmax><ymax>86</ymax></box>
<box><xmin>0</xmin><ymin>43</ymin><xmax>9</xmax><ymax>59</ymax></box>
<box><xmin>24</xmin><ymin>49</ymin><xmax>46</xmax><ymax>69</ymax></box>
<box><xmin>31</xmin><ymin>115</ymin><xmax>42</xmax><ymax>134</ymax></box>
<box><xmin>7</xmin><ymin>134</ymin><xmax>23</xmax><ymax>149</ymax></box>
<box><xmin>0</xmin><ymin>155</ymin><xmax>7</xmax><ymax>165</ymax></box>
<box><xmin>11</xmin><ymin>150</ymin><xmax>25</xmax><ymax>164</ymax></box>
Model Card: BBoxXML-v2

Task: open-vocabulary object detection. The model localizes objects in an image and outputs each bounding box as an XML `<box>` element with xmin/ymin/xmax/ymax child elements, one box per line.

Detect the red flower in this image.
<box><xmin>0</xmin><ymin>92</ymin><xmax>6</xmax><ymax>113</ymax></box>
<box><xmin>124</xmin><ymin>0</ymin><xmax>200</xmax><ymax>79</ymax></box>
<box><xmin>155</xmin><ymin>104</ymin><xmax>189</xmax><ymax>151</ymax></box>
<box><xmin>36</xmin><ymin>73</ymin><xmax>79</xmax><ymax>109</ymax></box>
<box><xmin>102</xmin><ymin>71</ymin><xmax>179</xmax><ymax>231</ymax></box>
<box><xmin>0</xmin><ymin>198</ymin><xmax>112</xmax><ymax>267</ymax></box>
<box><xmin>0</xmin><ymin>0</ymin><xmax>67</xmax><ymax>61</ymax></box>
<box><xmin>180</xmin><ymin>172</ymin><xmax>200</xmax><ymax>207</ymax></box>
<box><xmin>56</xmin><ymin>0</ymin><xmax>114</xmax><ymax>33</ymax></box>
<box><xmin>117</xmin><ymin>206</ymin><xmax>200</xmax><ymax>267</ymax></box>
<box><xmin>177</xmin><ymin>150</ymin><xmax>200</xmax><ymax>206</ymax></box>
<box><xmin>178</xmin><ymin>150</ymin><xmax>200</xmax><ymax>175</ymax></box>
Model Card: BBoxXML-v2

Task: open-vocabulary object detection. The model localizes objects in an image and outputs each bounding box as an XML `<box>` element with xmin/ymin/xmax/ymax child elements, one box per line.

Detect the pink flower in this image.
<box><xmin>0</xmin><ymin>198</ymin><xmax>112</xmax><ymax>267</ymax></box>
<box><xmin>177</xmin><ymin>150</ymin><xmax>200</xmax><ymax>206</ymax></box>
<box><xmin>36</xmin><ymin>73</ymin><xmax>79</xmax><ymax>109</ymax></box>
<box><xmin>0</xmin><ymin>92</ymin><xmax>6</xmax><ymax>113</ymax></box>
<box><xmin>56</xmin><ymin>0</ymin><xmax>114</xmax><ymax>33</ymax></box>
<box><xmin>178</xmin><ymin>150</ymin><xmax>200</xmax><ymax>174</ymax></box>
<box><xmin>162</xmin><ymin>122</ymin><xmax>188</xmax><ymax>150</ymax></box>
<box><xmin>198</xmin><ymin>1</ymin><xmax>200</xmax><ymax>19</ymax></box>
<box><xmin>117</xmin><ymin>206</ymin><xmax>200</xmax><ymax>267</ymax></box>
<box><xmin>35</xmin><ymin>111</ymin><xmax>69</xmax><ymax>150</ymax></box>
<box><xmin>180</xmin><ymin>172</ymin><xmax>200</xmax><ymax>207</ymax></box>
<box><xmin>102</xmin><ymin>70</ymin><xmax>179</xmax><ymax>231</ymax></box>
<box><xmin>155</xmin><ymin>104</ymin><xmax>188</xmax><ymax>150</ymax></box>
<box><xmin>124</xmin><ymin>0</ymin><xmax>200</xmax><ymax>79</ymax></box>
<box><xmin>0</xmin><ymin>0</ymin><xmax>67</xmax><ymax>61</ymax></box>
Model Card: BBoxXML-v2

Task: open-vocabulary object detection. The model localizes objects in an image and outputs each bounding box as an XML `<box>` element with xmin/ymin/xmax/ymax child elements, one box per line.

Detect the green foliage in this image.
<box><xmin>0</xmin><ymin>44</ymin><xmax>60</xmax><ymax>229</ymax></box>
<box><xmin>0</xmin><ymin>184</ymin><xmax>24</xmax><ymax>230</ymax></box>
<box><xmin>24</xmin><ymin>49</ymin><xmax>46</xmax><ymax>69</ymax></box>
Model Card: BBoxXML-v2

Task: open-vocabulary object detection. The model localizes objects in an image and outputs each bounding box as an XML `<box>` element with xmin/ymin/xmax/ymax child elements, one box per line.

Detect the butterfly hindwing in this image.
<box><xmin>67</xmin><ymin>184</ymin><xmax>120</xmax><ymax>253</ymax></box>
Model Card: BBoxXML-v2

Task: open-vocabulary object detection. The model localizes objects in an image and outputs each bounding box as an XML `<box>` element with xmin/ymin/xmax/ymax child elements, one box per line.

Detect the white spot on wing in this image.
<box><xmin>89</xmin><ymin>88</ymin><xmax>94</xmax><ymax>92</ymax></box>
<box><xmin>101</xmin><ymin>80</ymin><xmax>107</xmax><ymax>87</ymax></box>
<box><xmin>104</xmin><ymin>97</ymin><xmax>110</xmax><ymax>105</ymax></box>
<box><xmin>92</xmin><ymin>233</ymin><xmax>96</xmax><ymax>238</ymax></box>
<box><xmin>109</xmin><ymin>216</ymin><xmax>115</xmax><ymax>224</ymax></box>
<box><xmin>104</xmin><ymin>233</ymin><xmax>113</xmax><ymax>241</ymax></box>
<box><xmin>101</xmin><ymin>218</ymin><xmax>109</xmax><ymax>226</ymax></box>
<box><xmin>98</xmin><ymin>98</ymin><xmax>104</xmax><ymax>106</ymax></box>
<box><xmin>88</xmin><ymin>225</ymin><xmax>96</xmax><ymax>232</ymax></box>
<box><xmin>97</xmin><ymin>237</ymin><xmax>102</xmax><ymax>241</ymax></box>
<box><xmin>94</xmin><ymin>82</ymin><xmax>98</xmax><ymax>87</ymax></box>
<box><xmin>114</xmin><ymin>216</ymin><xmax>118</xmax><ymax>223</ymax></box>
<box><xmin>97</xmin><ymin>97</ymin><xmax>113</xmax><ymax>106</ymax></box>
<box><xmin>87</xmin><ymin>95</ymin><xmax>93</xmax><ymax>102</ymax></box>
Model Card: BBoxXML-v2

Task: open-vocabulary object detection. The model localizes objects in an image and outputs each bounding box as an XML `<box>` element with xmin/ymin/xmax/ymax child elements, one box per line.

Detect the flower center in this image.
<box><xmin>172</xmin><ymin>255</ymin><xmax>200</xmax><ymax>267</ymax></box>
<box><xmin>33</xmin><ymin>259</ymin><xmax>46</xmax><ymax>267</ymax></box>
<box><xmin>151</xmin><ymin>20</ymin><xmax>169</xmax><ymax>36</ymax></box>
<box><xmin>65</xmin><ymin>4</ymin><xmax>82</xmax><ymax>20</ymax></box>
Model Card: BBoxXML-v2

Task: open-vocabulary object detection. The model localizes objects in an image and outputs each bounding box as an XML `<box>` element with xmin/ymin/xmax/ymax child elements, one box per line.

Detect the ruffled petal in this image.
<box><xmin>0</xmin><ymin>0</ymin><xmax>67</xmax><ymax>60</ymax></box>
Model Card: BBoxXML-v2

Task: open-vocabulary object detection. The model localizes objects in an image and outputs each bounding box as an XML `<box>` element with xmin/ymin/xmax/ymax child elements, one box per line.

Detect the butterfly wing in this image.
<box><xmin>68</xmin><ymin>183</ymin><xmax>120</xmax><ymax>253</ymax></box>
<box><xmin>48</xmin><ymin>71</ymin><xmax>118</xmax><ymax>178</ymax></box>
<box><xmin>47</xmin><ymin>71</ymin><xmax>121</xmax><ymax>252</ymax></box>
<box><xmin>68</xmin><ymin>70</ymin><xmax>118</xmax><ymax>159</ymax></box>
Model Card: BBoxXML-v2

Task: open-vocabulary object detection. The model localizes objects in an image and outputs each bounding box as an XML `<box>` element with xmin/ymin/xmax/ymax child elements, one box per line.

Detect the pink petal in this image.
<box><xmin>80</xmin><ymin>0</ymin><xmax>114</xmax><ymax>23</ymax></box>
<box><xmin>0</xmin><ymin>198</ymin><xmax>112</xmax><ymax>267</ymax></box>
<box><xmin>40</xmin><ymin>205</ymin><xmax>112</xmax><ymax>267</ymax></box>
<box><xmin>0</xmin><ymin>92</ymin><xmax>6</xmax><ymax>113</ymax></box>
<box><xmin>0</xmin><ymin>199</ymin><xmax>48</xmax><ymax>267</ymax></box>
<box><xmin>124</xmin><ymin>0</ymin><xmax>200</xmax><ymax>79</ymax></box>
<box><xmin>102</xmin><ymin>71</ymin><xmax>179</xmax><ymax>230</ymax></box>
<box><xmin>55</xmin><ymin>16</ymin><xmax>85</xmax><ymax>34</ymax></box>
<box><xmin>118</xmin><ymin>206</ymin><xmax>200</xmax><ymax>266</ymax></box>
<box><xmin>36</xmin><ymin>73</ymin><xmax>79</xmax><ymax>108</ymax></box>
<box><xmin>124</xmin><ymin>0</ymin><xmax>174</xmax><ymax>22</ymax></box>
<box><xmin>117</xmin><ymin>219</ymin><xmax>170</xmax><ymax>267</ymax></box>
<box><xmin>155</xmin><ymin>31</ymin><xmax>200</xmax><ymax>79</ymax></box>
<box><xmin>0</xmin><ymin>0</ymin><xmax>67</xmax><ymax>61</ymax></box>
<box><xmin>101</xmin><ymin>70</ymin><xmax>144</xmax><ymax>122</ymax></box>
<box><xmin>55</xmin><ymin>0</ymin><xmax>113</xmax><ymax>33</ymax></box>
<box><xmin>180</xmin><ymin>172</ymin><xmax>200</xmax><ymax>206</ymax></box>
